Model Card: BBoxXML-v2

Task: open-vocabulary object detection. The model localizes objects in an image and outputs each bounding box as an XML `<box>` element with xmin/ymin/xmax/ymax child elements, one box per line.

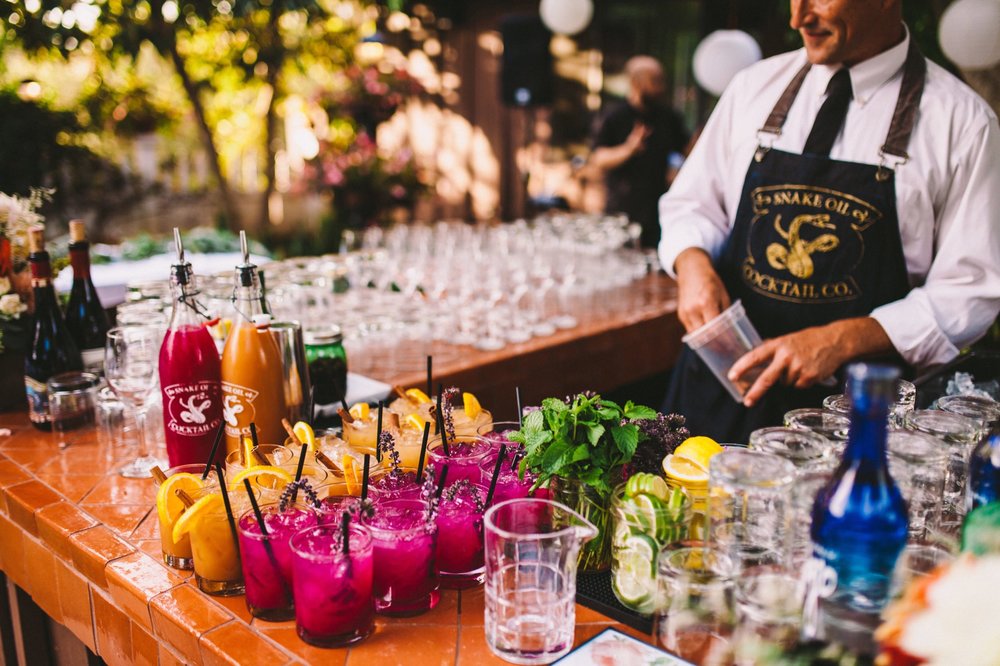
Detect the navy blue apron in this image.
<box><xmin>663</xmin><ymin>41</ymin><xmax>926</xmax><ymax>443</ymax></box>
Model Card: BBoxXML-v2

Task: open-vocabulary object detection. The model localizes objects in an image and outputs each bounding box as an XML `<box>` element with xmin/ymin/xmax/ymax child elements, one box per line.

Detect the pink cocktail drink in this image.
<box><xmin>427</xmin><ymin>436</ymin><xmax>492</xmax><ymax>485</ymax></box>
<box><xmin>435</xmin><ymin>482</ymin><xmax>487</xmax><ymax>588</ymax></box>
<box><xmin>479</xmin><ymin>454</ymin><xmax>547</xmax><ymax>505</ymax></box>
<box><xmin>290</xmin><ymin>525</ymin><xmax>374</xmax><ymax>647</ymax></box>
<box><xmin>364</xmin><ymin>499</ymin><xmax>440</xmax><ymax>616</ymax></box>
<box><xmin>478</xmin><ymin>421</ymin><xmax>520</xmax><ymax>456</ymax></box>
<box><xmin>368</xmin><ymin>470</ymin><xmax>423</xmax><ymax>503</ymax></box>
<box><xmin>237</xmin><ymin>504</ymin><xmax>318</xmax><ymax>621</ymax></box>
<box><xmin>159</xmin><ymin>324</ymin><xmax>223</xmax><ymax>467</ymax></box>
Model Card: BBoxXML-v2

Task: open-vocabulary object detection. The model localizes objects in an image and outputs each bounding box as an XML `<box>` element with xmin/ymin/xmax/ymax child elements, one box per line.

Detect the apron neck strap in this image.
<box><xmin>756</xmin><ymin>38</ymin><xmax>927</xmax><ymax>162</ymax></box>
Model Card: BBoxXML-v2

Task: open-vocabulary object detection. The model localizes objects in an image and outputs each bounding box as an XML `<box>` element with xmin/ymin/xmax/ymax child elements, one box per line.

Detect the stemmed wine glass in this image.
<box><xmin>105</xmin><ymin>326</ymin><xmax>165</xmax><ymax>478</ymax></box>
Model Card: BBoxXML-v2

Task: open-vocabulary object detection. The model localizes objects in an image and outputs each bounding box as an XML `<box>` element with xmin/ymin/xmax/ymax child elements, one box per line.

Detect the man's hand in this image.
<box><xmin>728</xmin><ymin>317</ymin><xmax>895</xmax><ymax>407</ymax></box>
<box><xmin>624</xmin><ymin>123</ymin><xmax>651</xmax><ymax>156</ymax></box>
<box><xmin>674</xmin><ymin>248</ymin><xmax>730</xmax><ymax>332</ymax></box>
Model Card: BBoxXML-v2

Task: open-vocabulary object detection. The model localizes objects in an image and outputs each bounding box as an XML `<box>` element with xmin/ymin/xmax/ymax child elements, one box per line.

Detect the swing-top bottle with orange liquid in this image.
<box><xmin>220</xmin><ymin>232</ymin><xmax>286</xmax><ymax>454</ymax></box>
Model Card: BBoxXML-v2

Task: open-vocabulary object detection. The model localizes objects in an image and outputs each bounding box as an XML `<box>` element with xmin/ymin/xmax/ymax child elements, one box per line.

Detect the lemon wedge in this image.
<box><xmin>342</xmin><ymin>455</ymin><xmax>362</xmax><ymax>496</ymax></box>
<box><xmin>463</xmin><ymin>392</ymin><xmax>483</xmax><ymax>419</ymax></box>
<box><xmin>171</xmin><ymin>493</ymin><xmax>223</xmax><ymax>543</ymax></box>
<box><xmin>242</xmin><ymin>436</ymin><xmax>256</xmax><ymax>467</ymax></box>
<box><xmin>662</xmin><ymin>454</ymin><xmax>710</xmax><ymax>485</ymax></box>
<box><xmin>405</xmin><ymin>388</ymin><xmax>432</xmax><ymax>404</ymax></box>
<box><xmin>349</xmin><ymin>402</ymin><xmax>370</xmax><ymax>421</ymax></box>
<box><xmin>674</xmin><ymin>436</ymin><xmax>724</xmax><ymax>472</ymax></box>
<box><xmin>231</xmin><ymin>465</ymin><xmax>293</xmax><ymax>491</ymax></box>
<box><xmin>404</xmin><ymin>413</ymin><xmax>426</xmax><ymax>431</ymax></box>
<box><xmin>293</xmin><ymin>421</ymin><xmax>317</xmax><ymax>452</ymax></box>
<box><xmin>156</xmin><ymin>473</ymin><xmax>206</xmax><ymax>531</ymax></box>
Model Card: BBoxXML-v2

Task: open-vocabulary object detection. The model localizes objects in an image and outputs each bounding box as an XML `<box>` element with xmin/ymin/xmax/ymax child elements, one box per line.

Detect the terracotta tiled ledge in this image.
<box><xmin>0</xmin><ymin>412</ymin><xmax>653</xmax><ymax>665</ymax></box>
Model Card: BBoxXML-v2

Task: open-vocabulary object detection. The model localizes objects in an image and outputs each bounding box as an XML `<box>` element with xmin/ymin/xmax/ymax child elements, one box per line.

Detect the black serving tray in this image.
<box><xmin>575</xmin><ymin>570</ymin><xmax>654</xmax><ymax>634</ymax></box>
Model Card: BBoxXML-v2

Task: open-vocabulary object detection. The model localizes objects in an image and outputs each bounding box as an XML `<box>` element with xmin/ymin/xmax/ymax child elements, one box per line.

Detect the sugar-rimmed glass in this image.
<box><xmin>887</xmin><ymin>430</ymin><xmax>947</xmax><ymax>539</ymax></box>
<box><xmin>708</xmin><ymin>450</ymin><xmax>796</xmax><ymax>571</ymax></box>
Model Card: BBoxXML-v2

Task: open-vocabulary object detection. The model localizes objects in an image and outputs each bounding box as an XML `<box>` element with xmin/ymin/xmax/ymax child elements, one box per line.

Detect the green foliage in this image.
<box><xmin>0</xmin><ymin>89</ymin><xmax>82</xmax><ymax>195</ymax></box>
<box><xmin>120</xmin><ymin>227</ymin><xmax>270</xmax><ymax>260</ymax></box>
<box><xmin>511</xmin><ymin>392</ymin><xmax>657</xmax><ymax>495</ymax></box>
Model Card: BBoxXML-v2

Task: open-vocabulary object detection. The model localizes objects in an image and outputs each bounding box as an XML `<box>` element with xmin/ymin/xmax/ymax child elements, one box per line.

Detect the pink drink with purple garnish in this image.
<box><xmin>237</xmin><ymin>503</ymin><xmax>318</xmax><ymax>620</ymax></box>
<box><xmin>435</xmin><ymin>481</ymin><xmax>487</xmax><ymax>588</ymax></box>
<box><xmin>289</xmin><ymin>524</ymin><xmax>374</xmax><ymax>647</ymax></box>
<box><xmin>478</xmin><ymin>421</ymin><xmax>520</xmax><ymax>456</ymax></box>
<box><xmin>363</xmin><ymin>499</ymin><xmax>440</xmax><ymax>616</ymax></box>
<box><xmin>427</xmin><ymin>436</ymin><xmax>492</xmax><ymax>485</ymax></box>
<box><xmin>479</xmin><ymin>454</ymin><xmax>548</xmax><ymax>506</ymax></box>
<box><xmin>368</xmin><ymin>470</ymin><xmax>423</xmax><ymax>503</ymax></box>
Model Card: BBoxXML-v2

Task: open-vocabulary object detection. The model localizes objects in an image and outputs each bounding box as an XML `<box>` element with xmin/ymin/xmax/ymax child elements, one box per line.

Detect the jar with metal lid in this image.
<box><xmin>303</xmin><ymin>325</ymin><xmax>348</xmax><ymax>406</ymax></box>
<box><xmin>47</xmin><ymin>371</ymin><xmax>100</xmax><ymax>437</ymax></box>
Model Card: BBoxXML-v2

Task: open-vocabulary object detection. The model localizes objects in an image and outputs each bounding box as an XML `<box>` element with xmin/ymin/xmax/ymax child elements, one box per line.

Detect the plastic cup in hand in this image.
<box><xmin>435</xmin><ymin>481</ymin><xmax>487</xmax><ymax>588</ymax></box>
<box><xmin>363</xmin><ymin>499</ymin><xmax>440</xmax><ymax>616</ymax></box>
<box><xmin>290</xmin><ymin>524</ymin><xmax>374</xmax><ymax>647</ymax></box>
<box><xmin>484</xmin><ymin>498</ymin><xmax>597</xmax><ymax>665</ymax></box>
<box><xmin>682</xmin><ymin>300</ymin><xmax>764</xmax><ymax>402</ymax></box>
<box><xmin>237</xmin><ymin>502</ymin><xmax>318</xmax><ymax>620</ymax></box>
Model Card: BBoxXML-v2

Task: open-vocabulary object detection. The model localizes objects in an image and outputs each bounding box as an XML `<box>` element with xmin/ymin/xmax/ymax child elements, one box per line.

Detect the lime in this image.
<box><xmin>612</xmin><ymin>533</ymin><xmax>658</xmax><ymax>613</ymax></box>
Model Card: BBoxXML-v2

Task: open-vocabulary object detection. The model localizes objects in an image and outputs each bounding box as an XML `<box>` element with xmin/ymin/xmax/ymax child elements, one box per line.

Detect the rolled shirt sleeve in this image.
<box><xmin>871</xmin><ymin>116</ymin><xmax>1000</xmax><ymax>368</ymax></box>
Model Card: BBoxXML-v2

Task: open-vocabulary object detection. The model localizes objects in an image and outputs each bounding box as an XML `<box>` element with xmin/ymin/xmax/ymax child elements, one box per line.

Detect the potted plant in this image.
<box><xmin>512</xmin><ymin>392</ymin><xmax>658</xmax><ymax>572</ymax></box>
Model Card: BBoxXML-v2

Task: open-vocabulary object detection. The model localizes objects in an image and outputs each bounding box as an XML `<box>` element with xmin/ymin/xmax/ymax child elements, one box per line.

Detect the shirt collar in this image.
<box><xmin>810</xmin><ymin>23</ymin><xmax>910</xmax><ymax>106</ymax></box>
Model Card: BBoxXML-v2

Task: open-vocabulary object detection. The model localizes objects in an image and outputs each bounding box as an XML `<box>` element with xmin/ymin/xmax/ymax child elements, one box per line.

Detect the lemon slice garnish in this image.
<box><xmin>231</xmin><ymin>465</ymin><xmax>293</xmax><ymax>491</ymax></box>
<box><xmin>349</xmin><ymin>403</ymin><xmax>370</xmax><ymax>420</ymax></box>
<box><xmin>156</xmin><ymin>473</ymin><xmax>206</xmax><ymax>532</ymax></box>
<box><xmin>293</xmin><ymin>421</ymin><xmax>317</xmax><ymax>452</ymax></box>
<box><xmin>463</xmin><ymin>392</ymin><xmax>482</xmax><ymax>419</ymax></box>
<box><xmin>404</xmin><ymin>413</ymin><xmax>426</xmax><ymax>431</ymax></box>
<box><xmin>171</xmin><ymin>494</ymin><xmax>223</xmax><ymax>543</ymax></box>
<box><xmin>405</xmin><ymin>388</ymin><xmax>432</xmax><ymax>404</ymax></box>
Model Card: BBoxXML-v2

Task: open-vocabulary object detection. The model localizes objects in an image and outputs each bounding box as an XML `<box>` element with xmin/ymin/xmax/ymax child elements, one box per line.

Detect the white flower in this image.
<box><xmin>0</xmin><ymin>293</ymin><xmax>26</xmax><ymax>318</ymax></box>
<box><xmin>0</xmin><ymin>277</ymin><xmax>9</xmax><ymax>296</ymax></box>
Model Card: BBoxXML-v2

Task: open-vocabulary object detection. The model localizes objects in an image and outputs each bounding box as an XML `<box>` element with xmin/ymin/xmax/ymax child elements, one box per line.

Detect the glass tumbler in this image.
<box><xmin>708</xmin><ymin>450</ymin><xmax>796</xmax><ymax>571</ymax></box>
<box><xmin>887</xmin><ymin>430</ymin><xmax>947</xmax><ymax>539</ymax></box>
<box><xmin>822</xmin><ymin>378</ymin><xmax>915</xmax><ymax>428</ymax></box>
<box><xmin>656</xmin><ymin>545</ymin><xmax>736</xmax><ymax>666</ymax></box>
<box><xmin>748</xmin><ymin>427</ymin><xmax>837</xmax><ymax>473</ymax></box>
<box><xmin>790</xmin><ymin>471</ymin><xmax>832</xmax><ymax>564</ymax></box>
<box><xmin>733</xmin><ymin>566</ymin><xmax>804</xmax><ymax>665</ymax></box>
<box><xmin>904</xmin><ymin>410</ymin><xmax>981</xmax><ymax>510</ymax></box>
<box><xmin>47</xmin><ymin>371</ymin><xmax>99</xmax><ymax>445</ymax></box>
<box><xmin>483</xmin><ymin>498</ymin><xmax>597</xmax><ymax>665</ymax></box>
<box><xmin>936</xmin><ymin>394</ymin><xmax>1000</xmax><ymax>434</ymax></box>
<box><xmin>784</xmin><ymin>408</ymin><xmax>850</xmax><ymax>452</ymax></box>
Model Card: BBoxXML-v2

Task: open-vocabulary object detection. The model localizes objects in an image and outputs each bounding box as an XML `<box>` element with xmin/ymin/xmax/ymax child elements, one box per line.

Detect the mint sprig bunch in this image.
<box><xmin>511</xmin><ymin>392</ymin><xmax>657</xmax><ymax>494</ymax></box>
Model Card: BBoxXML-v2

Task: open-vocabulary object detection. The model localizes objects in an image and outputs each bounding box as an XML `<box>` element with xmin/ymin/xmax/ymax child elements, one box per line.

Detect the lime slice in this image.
<box><xmin>612</xmin><ymin>533</ymin><xmax>657</xmax><ymax>613</ymax></box>
<box><xmin>643</xmin><ymin>475</ymin><xmax>669</xmax><ymax>501</ymax></box>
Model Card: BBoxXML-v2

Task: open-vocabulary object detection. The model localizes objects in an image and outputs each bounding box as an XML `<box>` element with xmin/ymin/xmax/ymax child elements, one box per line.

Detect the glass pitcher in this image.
<box><xmin>483</xmin><ymin>498</ymin><xmax>598</xmax><ymax>665</ymax></box>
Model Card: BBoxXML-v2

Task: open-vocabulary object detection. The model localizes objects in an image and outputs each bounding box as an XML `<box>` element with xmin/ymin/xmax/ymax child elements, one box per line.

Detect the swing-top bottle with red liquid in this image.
<box><xmin>220</xmin><ymin>231</ymin><xmax>286</xmax><ymax>455</ymax></box>
<box><xmin>158</xmin><ymin>229</ymin><xmax>224</xmax><ymax>467</ymax></box>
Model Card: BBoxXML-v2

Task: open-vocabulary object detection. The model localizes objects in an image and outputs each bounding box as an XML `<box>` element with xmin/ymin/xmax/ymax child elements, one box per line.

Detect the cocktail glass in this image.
<box><xmin>237</xmin><ymin>502</ymin><xmax>318</xmax><ymax>620</ymax></box>
<box><xmin>363</xmin><ymin>499</ymin><xmax>440</xmax><ymax>616</ymax></box>
<box><xmin>189</xmin><ymin>487</ymin><xmax>251</xmax><ymax>596</ymax></box>
<box><xmin>478</xmin><ymin>452</ymin><xmax>545</xmax><ymax>505</ymax></box>
<box><xmin>157</xmin><ymin>464</ymin><xmax>218</xmax><ymax>569</ymax></box>
<box><xmin>427</xmin><ymin>436</ymin><xmax>492</xmax><ymax>485</ymax></box>
<box><xmin>478</xmin><ymin>421</ymin><xmax>520</xmax><ymax>456</ymax></box>
<box><xmin>784</xmin><ymin>408</ymin><xmax>850</xmax><ymax>451</ymax></box>
<box><xmin>368</xmin><ymin>470</ymin><xmax>423</xmax><ymax>503</ymax></box>
<box><xmin>224</xmin><ymin>444</ymin><xmax>294</xmax><ymax>477</ymax></box>
<box><xmin>290</xmin><ymin>524</ymin><xmax>375</xmax><ymax>647</ymax></box>
<box><xmin>435</xmin><ymin>481</ymin><xmax>487</xmax><ymax>588</ymax></box>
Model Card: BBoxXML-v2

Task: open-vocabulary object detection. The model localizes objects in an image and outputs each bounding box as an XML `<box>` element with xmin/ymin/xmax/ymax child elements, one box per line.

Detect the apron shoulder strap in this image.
<box><xmin>880</xmin><ymin>39</ymin><xmax>927</xmax><ymax>161</ymax></box>
<box><xmin>759</xmin><ymin>61</ymin><xmax>812</xmax><ymax>136</ymax></box>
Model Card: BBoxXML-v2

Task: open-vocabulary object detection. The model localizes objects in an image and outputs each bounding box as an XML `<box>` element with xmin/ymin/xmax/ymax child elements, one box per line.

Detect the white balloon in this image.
<box><xmin>939</xmin><ymin>0</ymin><xmax>1000</xmax><ymax>70</ymax></box>
<box><xmin>539</xmin><ymin>0</ymin><xmax>593</xmax><ymax>36</ymax></box>
<box><xmin>692</xmin><ymin>30</ymin><xmax>763</xmax><ymax>97</ymax></box>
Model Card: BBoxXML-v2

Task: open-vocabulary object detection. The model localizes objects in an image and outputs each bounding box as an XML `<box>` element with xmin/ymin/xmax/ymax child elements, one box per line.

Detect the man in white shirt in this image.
<box><xmin>659</xmin><ymin>0</ymin><xmax>1000</xmax><ymax>441</ymax></box>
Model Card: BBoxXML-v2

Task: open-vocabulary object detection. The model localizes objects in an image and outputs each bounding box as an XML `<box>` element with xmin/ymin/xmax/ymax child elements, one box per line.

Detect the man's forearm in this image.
<box><xmin>590</xmin><ymin>144</ymin><xmax>633</xmax><ymax>172</ymax></box>
<box><xmin>826</xmin><ymin>316</ymin><xmax>896</xmax><ymax>363</ymax></box>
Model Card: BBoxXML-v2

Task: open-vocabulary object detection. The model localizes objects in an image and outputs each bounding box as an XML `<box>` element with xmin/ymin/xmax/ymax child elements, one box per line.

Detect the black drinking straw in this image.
<box><xmin>375</xmin><ymin>401</ymin><xmax>384</xmax><ymax>463</ymax></box>
<box><xmin>485</xmin><ymin>444</ymin><xmax>507</xmax><ymax>507</ymax></box>
<box><xmin>214</xmin><ymin>463</ymin><xmax>240</xmax><ymax>556</ymax></box>
<box><xmin>415</xmin><ymin>421</ymin><xmax>431</xmax><ymax>481</ymax></box>
<box><xmin>435</xmin><ymin>464</ymin><xmax>449</xmax><ymax>499</ymax></box>
<box><xmin>361</xmin><ymin>453</ymin><xmax>371</xmax><ymax>501</ymax></box>
<box><xmin>436</xmin><ymin>389</ymin><xmax>450</xmax><ymax>456</ymax></box>
<box><xmin>426</xmin><ymin>355</ymin><xmax>432</xmax><ymax>398</ymax></box>
<box><xmin>202</xmin><ymin>424</ymin><xmax>225</xmax><ymax>480</ymax></box>
<box><xmin>340</xmin><ymin>398</ymin><xmax>350</xmax><ymax>413</ymax></box>
<box><xmin>249</xmin><ymin>422</ymin><xmax>260</xmax><ymax>448</ymax></box>
<box><xmin>340</xmin><ymin>511</ymin><xmax>351</xmax><ymax>555</ymax></box>
<box><xmin>243</xmin><ymin>478</ymin><xmax>292</xmax><ymax>605</ymax></box>
<box><xmin>290</xmin><ymin>443</ymin><xmax>308</xmax><ymax>503</ymax></box>
<box><xmin>515</xmin><ymin>387</ymin><xmax>523</xmax><ymax>429</ymax></box>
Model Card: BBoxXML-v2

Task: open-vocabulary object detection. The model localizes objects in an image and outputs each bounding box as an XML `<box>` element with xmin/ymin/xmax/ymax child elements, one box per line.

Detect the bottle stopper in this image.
<box><xmin>28</xmin><ymin>226</ymin><xmax>45</xmax><ymax>254</ymax></box>
<box><xmin>69</xmin><ymin>220</ymin><xmax>86</xmax><ymax>243</ymax></box>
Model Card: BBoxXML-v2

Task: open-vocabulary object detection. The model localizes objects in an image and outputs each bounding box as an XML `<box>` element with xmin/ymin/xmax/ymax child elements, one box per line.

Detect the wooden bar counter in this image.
<box><xmin>0</xmin><ymin>276</ymin><xmax>680</xmax><ymax>665</ymax></box>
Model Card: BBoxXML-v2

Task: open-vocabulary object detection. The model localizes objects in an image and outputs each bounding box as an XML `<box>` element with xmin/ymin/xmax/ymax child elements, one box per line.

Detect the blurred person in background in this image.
<box><xmin>590</xmin><ymin>56</ymin><xmax>689</xmax><ymax>248</ymax></box>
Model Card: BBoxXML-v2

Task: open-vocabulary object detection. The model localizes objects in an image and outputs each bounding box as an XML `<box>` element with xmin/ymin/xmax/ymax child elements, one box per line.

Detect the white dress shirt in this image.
<box><xmin>659</xmin><ymin>30</ymin><xmax>1000</xmax><ymax>369</ymax></box>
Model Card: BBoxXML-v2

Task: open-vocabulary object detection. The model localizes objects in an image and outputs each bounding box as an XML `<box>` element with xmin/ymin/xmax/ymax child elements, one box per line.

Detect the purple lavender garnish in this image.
<box><xmin>378</xmin><ymin>430</ymin><xmax>402</xmax><ymax>475</ymax></box>
<box><xmin>279</xmin><ymin>479</ymin><xmax>321</xmax><ymax>511</ymax></box>
<box><xmin>419</xmin><ymin>465</ymin><xmax>439</xmax><ymax>530</ymax></box>
<box><xmin>442</xmin><ymin>479</ymin><xmax>486</xmax><ymax>514</ymax></box>
<box><xmin>442</xmin><ymin>386</ymin><xmax>459</xmax><ymax>442</ymax></box>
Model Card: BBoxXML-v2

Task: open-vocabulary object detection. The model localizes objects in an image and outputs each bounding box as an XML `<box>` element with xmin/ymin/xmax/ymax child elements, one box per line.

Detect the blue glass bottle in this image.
<box><xmin>810</xmin><ymin>364</ymin><xmax>909</xmax><ymax>625</ymax></box>
<box><xmin>968</xmin><ymin>435</ymin><xmax>1000</xmax><ymax>511</ymax></box>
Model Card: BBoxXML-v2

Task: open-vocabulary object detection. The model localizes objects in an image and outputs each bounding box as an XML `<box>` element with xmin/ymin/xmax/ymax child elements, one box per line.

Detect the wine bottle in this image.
<box><xmin>159</xmin><ymin>228</ymin><xmax>224</xmax><ymax>467</ymax></box>
<box><xmin>808</xmin><ymin>363</ymin><xmax>908</xmax><ymax>638</ymax></box>
<box><xmin>25</xmin><ymin>226</ymin><xmax>83</xmax><ymax>431</ymax></box>
<box><xmin>64</xmin><ymin>220</ymin><xmax>110</xmax><ymax>374</ymax></box>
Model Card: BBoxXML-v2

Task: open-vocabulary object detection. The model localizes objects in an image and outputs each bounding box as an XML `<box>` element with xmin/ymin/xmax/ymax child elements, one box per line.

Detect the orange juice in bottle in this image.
<box><xmin>221</xmin><ymin>232</ymin><xmax>286</xmax><ymax>455</ymax></box>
